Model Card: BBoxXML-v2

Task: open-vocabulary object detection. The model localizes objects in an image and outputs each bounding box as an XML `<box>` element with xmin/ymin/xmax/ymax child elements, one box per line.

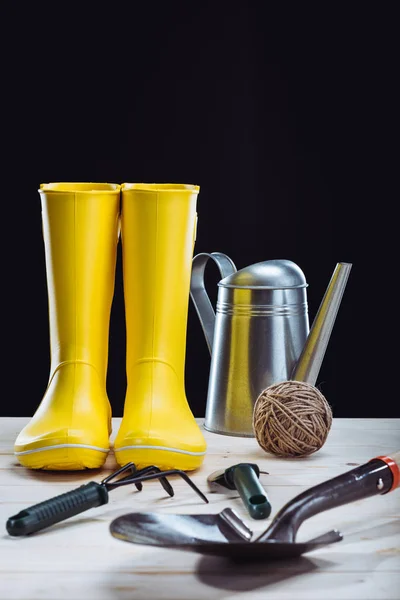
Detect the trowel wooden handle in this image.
<box><xmin>256</xmin><ymin>451</ymin><xmax>399</xmax><ymax>544</ymax></box>
<box><xmin>374</xmin><ymin>451</ymin><xmax>400</xmax><ymax>491</ymax></box>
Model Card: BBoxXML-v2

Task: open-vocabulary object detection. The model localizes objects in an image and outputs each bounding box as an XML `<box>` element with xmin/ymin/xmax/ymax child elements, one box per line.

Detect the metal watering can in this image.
<box><xmin>190</xmin><ymin>253</ymin><xmax>352</xmax><ymax>437</ymax></box>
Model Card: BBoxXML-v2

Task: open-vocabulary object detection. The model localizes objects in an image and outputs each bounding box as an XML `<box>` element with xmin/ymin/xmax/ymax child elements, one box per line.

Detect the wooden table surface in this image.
<box><xmin>1</xmin><ymin>417</ymin><xmax>400</xmax><ymax>600</ymax></box>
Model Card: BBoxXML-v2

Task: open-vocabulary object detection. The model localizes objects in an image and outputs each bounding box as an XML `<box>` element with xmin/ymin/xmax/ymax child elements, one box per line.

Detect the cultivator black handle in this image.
<box><xmin>6</xmin><ymin>482</ymin><xmax>109</xmax><ymax>536</ymax></box>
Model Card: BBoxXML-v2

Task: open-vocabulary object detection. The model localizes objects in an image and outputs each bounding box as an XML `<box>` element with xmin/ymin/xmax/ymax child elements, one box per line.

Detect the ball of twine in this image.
<box><xmin>253</xmin><ymin>380</ymin><xmax>333</xmax><ymax>457</ymax></box>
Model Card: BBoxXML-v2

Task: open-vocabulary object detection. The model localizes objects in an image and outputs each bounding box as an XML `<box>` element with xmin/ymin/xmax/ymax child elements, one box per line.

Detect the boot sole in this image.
<box><xmin>14</xmin><ymin>445</ymin><xmax>109</xmax><ymax>470</ymax></box>
<box><xmin>114</xmin><ymin>445</ymin><xmax>206</xmax><ymax>471</ymax></box>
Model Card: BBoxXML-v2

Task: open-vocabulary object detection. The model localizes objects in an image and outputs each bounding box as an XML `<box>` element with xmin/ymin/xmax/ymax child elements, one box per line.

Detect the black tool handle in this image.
<box><xmin>232</xmin><ymin>465</ymin><xmax>272</xmax><ymax>520</ymax></box>
<box><xmin>6</xmin><ymin>482</ymin><xmax>109</xmax><ymax>536</ymax></box>
<box><xmin>256</xmin><ymin>452</ymin><xmax>400</xmax><ymax>543</ymax></box>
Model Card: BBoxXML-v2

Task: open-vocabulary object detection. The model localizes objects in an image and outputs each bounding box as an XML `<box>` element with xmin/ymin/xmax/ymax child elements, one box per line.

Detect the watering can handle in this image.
<box><xmin>190</xmin><ymin>252</ymin><xmax>237</xmax><ymax>355</ymax></box>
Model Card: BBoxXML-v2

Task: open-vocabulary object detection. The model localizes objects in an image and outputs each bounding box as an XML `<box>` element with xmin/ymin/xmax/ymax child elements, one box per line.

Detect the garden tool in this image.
<box><xmin>110</xmin><ymin>450</ymin><xmax>400</xmax><ymax>561</ymax></box>
<box><xmin>207</xmin><ymin>463</ymin><xmax>272</xmax><ymax>519</ymax></box>
<box><xmin>14</xmin><ymin>183</ymin><xmax>120</xmax><ymax>470</ymax></box>
<box><xmin>190</xmin><ymin>253</ymin><xmax>352</xmax><ymax>436</ymax></box>
<box><xmin>6</xmin><ymin>462</ymin><xmax>209</xmax><ymax>536</ymax></box>
<box><xmin>114</xmin><ymin>184</ymin><xmax>207</xmax><ymax>471</ymax></box>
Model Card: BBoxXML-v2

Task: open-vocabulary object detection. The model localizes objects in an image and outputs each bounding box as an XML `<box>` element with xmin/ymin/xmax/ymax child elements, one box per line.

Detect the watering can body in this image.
<box><xmin>190</xmin><ymin>254</ymin><xmax>310</xmax><ymax>437</ymax></box>
<box><xmin>190</xmin><ymin>253</ymin><xmax>352</xmax><ymax>437</ymax></box>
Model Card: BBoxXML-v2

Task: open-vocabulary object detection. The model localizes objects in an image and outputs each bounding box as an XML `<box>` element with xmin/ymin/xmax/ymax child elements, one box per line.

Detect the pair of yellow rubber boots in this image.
<box><xmin>14</xmin><ymin>182</ymin><xmax>207</xmax><ymax>471</ymax></box>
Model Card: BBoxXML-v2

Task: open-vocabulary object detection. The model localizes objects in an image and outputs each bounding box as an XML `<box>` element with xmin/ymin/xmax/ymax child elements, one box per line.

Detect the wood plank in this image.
<box><xmin>1</xmin><ymin>512</ymin><xmax>399</xmax><ymax>570</ymax></box>
<box><xmin>1</xmin><ymin>490</ymin><xmax>399</xmax><ymax>544</ymax></box>
<box><xmin>1</xmin><ymin>417</ymin><xmax>399</xmax><ymax>600</ymax></box>
<box><xmin>1</xmin><ymin>571</ymin><xmax>399</xmax><ymax>600</ymax></box>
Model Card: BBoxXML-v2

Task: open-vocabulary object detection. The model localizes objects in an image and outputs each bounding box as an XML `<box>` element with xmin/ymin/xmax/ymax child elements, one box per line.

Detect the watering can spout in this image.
<box><xmin>291</xmin><ymin>262</ymin><xmax>352</xmax><ymax>385</ymax></box>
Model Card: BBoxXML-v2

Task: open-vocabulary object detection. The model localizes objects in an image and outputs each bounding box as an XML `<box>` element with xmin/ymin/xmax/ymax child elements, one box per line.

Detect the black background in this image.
<box><xmin>1</xmin><ymin>3</ymin><xmax>398</xmax><ymax>418</ymax></box>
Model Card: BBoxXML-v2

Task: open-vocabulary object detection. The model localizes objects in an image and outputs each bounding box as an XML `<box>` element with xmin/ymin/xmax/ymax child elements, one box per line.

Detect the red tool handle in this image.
<box><xmin>374</xmin><ymin>450</ymin><xmax>400</xmax><ymax>492</ymax></box>
<box><xmin>256</xmin><ymin>449</ymin><xmax>400</xmax><ymax>544</ymax></box>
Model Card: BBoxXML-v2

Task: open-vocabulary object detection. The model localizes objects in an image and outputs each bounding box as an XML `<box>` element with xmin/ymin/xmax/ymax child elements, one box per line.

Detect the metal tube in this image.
<box><xmin>291</xmin><ymin>262</ymin><xmax>352</xmax><ymax>385</ymax></box>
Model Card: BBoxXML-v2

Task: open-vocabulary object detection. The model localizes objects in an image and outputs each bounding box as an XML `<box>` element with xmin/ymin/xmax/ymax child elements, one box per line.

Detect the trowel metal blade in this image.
<box><xmin>109</xmin><ymin>511</ymin><xmax>342</xmax><ymax>561</ymax></box>
<box><xmin>110</xmin><ymin>509</ymin><xmax>252</xmax><ymax>546</ymax></box>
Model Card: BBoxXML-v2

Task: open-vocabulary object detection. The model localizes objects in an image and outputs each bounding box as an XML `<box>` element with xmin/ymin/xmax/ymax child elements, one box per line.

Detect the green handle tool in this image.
<box><xmin>207</xmin><ymin>462</ymin><xmax>271</xmax><ymax>519</ymax></box>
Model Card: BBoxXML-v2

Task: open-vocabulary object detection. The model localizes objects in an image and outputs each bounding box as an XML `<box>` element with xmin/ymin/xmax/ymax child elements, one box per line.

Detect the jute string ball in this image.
<box><xmin>253</xmin><ymin>380</ymin><xmax>333</xmax><ymax>457</ymax></box>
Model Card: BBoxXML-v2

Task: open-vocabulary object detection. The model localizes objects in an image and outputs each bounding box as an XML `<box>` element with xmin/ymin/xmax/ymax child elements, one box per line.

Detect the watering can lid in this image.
<box><xmin>218</xmin><ymin>259</ymin><xmax>308</xmax><ymax>289</ymax></box>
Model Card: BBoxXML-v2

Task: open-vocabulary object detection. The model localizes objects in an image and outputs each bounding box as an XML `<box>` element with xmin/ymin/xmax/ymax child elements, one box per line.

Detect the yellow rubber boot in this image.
<box><xmin>14</xmin><ymin>182</ymin><xmax>120</xmax><ymax>470</ymax></box>
<box><xmin>114</xmin><ymin>183</ymin><xmax>207</xmax><ymax>471</ymax></box>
